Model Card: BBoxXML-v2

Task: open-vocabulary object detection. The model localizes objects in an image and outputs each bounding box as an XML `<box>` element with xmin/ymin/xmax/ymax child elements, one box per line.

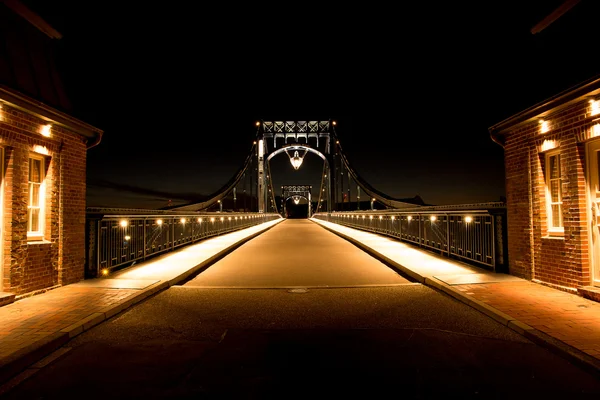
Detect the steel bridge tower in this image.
<box><xmin>256</xmin><ymin>120</ymin><xmax>335</xmax><ymax>213</ymax></box>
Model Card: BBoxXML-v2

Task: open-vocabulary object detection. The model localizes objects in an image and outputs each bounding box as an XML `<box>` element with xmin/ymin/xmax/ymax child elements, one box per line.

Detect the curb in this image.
<box><xmin>0</xmin><ymin>332</ymin><xmax>69</xmax><ymax>384</ymax></box>
<box><xmin>0</xmin><ymin>219</ymin><xmax>282</xmax><ymax>386</ymax></box>
<box><xmin>312</xmin><ymin>219</ymin><xmax>600</xmax><ymax>378</ymax></box>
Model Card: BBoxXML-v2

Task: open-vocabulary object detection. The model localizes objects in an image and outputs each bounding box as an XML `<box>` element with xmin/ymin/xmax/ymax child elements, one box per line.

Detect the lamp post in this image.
<box><xmin>371</xmin><ymin>197</ymin><xmax>375</xmax><ymax>211</ymax></box>
<box><xmin>218</xmin><ymin>199</ymin><xmax>222</xmax><ymax>212</ymax></box>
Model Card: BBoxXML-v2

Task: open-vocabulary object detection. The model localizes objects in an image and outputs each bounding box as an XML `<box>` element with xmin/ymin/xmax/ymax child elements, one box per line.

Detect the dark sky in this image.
<box><xmin>22</xmin><ymin>0</ymin><xmax>600</xmax><ymax>208</ymax></box>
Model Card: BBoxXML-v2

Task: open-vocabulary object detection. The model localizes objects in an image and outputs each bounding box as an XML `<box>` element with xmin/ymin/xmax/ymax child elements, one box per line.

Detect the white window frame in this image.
<box><xmin>545</xmin><ymin>150</ymin><xmax>564</xmax><ymax>235</ymax></box>
<box><xmin>27</xmin><ymin>154</ymin><xmax>46</xmax><ymax>240</ymax></box>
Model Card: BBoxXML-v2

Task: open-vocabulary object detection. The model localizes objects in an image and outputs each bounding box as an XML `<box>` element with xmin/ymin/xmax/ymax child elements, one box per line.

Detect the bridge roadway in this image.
<box><xmin>183</xmin><ymin>219</ymin><xmax>412</xmax><ymax>288</ymax></box>
<box><xmin>4</xmin><ymin>218</ymin><xmax>600</xmax><ymax>398</ymax></box>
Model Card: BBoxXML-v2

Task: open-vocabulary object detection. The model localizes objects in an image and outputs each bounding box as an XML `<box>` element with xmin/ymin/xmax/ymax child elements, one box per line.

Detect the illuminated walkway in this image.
<box><xmin>1</xmin><ymin>216</ymin><xmax>600</xmax><ymax>389</ymax></box>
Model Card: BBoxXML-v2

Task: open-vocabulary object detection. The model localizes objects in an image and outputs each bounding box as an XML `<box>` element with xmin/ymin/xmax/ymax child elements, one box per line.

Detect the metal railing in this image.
<box><xmin>86</xmin><ymin>207</ymin><xmax>282</xmax><ymax>277</ymax></box>
<box><xmin>312</xmin><ymin>202</ymin><xmax>507</xmax><ymax>272</ymax></box>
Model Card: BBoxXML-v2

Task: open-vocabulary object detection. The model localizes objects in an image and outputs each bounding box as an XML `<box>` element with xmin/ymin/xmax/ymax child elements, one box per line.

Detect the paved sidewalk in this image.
<box><xmin>312</xmin><ymin>218</ymin><xmax>600</xmax><ymax>378</ymax></box>
<box><xmin>1</xmin><ymin>216</ymin><xmax>600</xmax><ymax>387</ymax></box>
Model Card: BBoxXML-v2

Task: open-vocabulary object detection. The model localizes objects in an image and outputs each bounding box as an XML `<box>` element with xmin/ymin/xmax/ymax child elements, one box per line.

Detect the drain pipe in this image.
<box><xmin>86</xmin><ymin>131</ymin><xmax>103</xmax><ymax>149</ymax></box>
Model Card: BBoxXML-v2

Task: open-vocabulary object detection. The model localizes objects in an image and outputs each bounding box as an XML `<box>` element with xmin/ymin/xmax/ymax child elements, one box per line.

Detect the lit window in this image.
<box><xmin>28</xmin><ymin>155</ymin><xmax>46</xmax><ymax>239</ymax></box>
<box><xmin>545</xmin><ymin>151</ymin><xmax>563</xmax><ymax>234</ymax></box>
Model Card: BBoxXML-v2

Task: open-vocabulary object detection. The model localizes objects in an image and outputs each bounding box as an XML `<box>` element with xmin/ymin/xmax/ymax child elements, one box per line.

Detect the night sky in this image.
<box><xmin>20</xmin><ymin>1</ymin><xmax>600</xmax><ymax>209</ymax></box>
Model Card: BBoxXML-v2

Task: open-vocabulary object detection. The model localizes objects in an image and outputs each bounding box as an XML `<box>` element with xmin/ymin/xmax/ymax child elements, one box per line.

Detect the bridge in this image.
<box><xmin>85</xmin><ymin>120</ymin><xmax>507</xmax><ymax>279</ymax></box>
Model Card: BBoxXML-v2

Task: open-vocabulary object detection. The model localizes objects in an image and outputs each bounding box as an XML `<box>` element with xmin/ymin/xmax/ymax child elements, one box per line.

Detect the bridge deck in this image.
<box><xmin>2</xmin><ymin>218</ymin><xmax>600</xmax><ymax>385</ymax></box>
<box><xmin>184</xmin><ymin>219</ymin><xmax>411</xmax><ymax>288</ymax></box>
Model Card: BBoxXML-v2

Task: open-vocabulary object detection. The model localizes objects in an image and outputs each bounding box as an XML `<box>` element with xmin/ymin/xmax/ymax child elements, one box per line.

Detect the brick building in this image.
<box><xmin>0</xmin><ymin>0</ymin><xmax>103</xmax><ymax>298</ymax></box>
<box><xmin>489</xmin><ymin>75</ymin><xmax>600</xmax><ymax>301</ymax></box>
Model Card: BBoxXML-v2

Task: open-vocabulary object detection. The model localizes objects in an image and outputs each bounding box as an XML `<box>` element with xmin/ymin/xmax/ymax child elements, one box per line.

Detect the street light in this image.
<box><xmin>290</xmin><ymin>151</ymin><xmax>303</xmax><ymax>169</ymax></box>
<box><xmin>285</xmin><ymin>148</ymin><xmax>307</xmax><ymax>170</ymax></box>
<box><xmin>371</xmin><ymin>198</ymin><xmax>376</xmax><ymax>210</ymax></box>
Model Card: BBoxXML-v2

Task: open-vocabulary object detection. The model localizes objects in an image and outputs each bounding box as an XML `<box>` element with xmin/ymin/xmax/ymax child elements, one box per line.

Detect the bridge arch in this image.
<box><xmin>281</xmin><ymin>185</ymin><xmax>313</xmax><ymax>218</ymax></box>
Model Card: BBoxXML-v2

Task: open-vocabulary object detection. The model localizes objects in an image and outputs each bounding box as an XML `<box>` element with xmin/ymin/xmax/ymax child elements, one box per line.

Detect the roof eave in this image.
<box><xmin>0</xmin><ymin>85</ymin><xmax>103</xmax><ymax>143</ymax></box>
<box><xmin>488</xmin><ymin>74</ymin><xmax>600</xmax><ymax>139</ymax></box>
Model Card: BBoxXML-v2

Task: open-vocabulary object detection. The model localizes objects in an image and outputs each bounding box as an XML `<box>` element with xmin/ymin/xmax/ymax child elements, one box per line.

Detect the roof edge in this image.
<box><xmin>2</xmin><ymin>0</ymin><xmax>62</xmax><ymax>39</ymax></box>
<box><xmin>489</xmin><ymin>74</ymin><xmax>600</xmax><ymax>136</ymax></box>
<box><xmin>0</xmin><ymin>84</ymin><xmax>103</xmax><ymax>141</ymax></box>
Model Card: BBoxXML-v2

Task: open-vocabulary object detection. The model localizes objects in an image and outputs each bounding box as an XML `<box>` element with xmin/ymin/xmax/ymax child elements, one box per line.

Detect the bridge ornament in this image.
<box><xmin>285</xmin><ymin>149</ymin><xmax>307</xmax><ymax>170</ymax></box>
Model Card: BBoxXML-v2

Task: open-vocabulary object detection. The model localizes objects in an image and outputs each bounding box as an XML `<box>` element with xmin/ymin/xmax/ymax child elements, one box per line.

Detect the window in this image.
<box><xmin>27</xmin><ymin>155</ymin><xmax>45</xmax><ymax>239</ymax></box>
<box><xmin>546</xmin><ymin>151</ymin><xmax>563</xmax><ymax>234</ymax></box>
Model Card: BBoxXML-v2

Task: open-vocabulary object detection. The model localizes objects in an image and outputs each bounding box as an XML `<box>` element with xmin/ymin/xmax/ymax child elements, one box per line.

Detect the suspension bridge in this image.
<box><xmin>85</xmin><ymin>120</ymin><xmax>506</xmax><ymax>279</ymax></box>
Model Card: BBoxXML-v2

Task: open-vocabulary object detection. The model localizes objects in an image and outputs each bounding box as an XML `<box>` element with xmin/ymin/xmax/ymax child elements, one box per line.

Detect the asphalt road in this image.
<box><xmin>183</xmin><ymin>219</ymin><xmax>412</xmax><ymax>288</ymax></box>
<box><xmin>2</xmin><ymin>220</ymin><xmax>600</xmax><ymax>398</ymax></box>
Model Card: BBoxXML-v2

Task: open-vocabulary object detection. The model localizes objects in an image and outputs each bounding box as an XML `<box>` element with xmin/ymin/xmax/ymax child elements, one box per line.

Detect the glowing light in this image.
<box><xmin>591</xmin><ymin>100</ymin><xmax>600</xmax><ymax>116</ymax></box>
<box><xmin>430</xmin><ymin>216</ymin><xmax>437</xmax><ymax>222</ymax></box>
<box><xmin>465</xmin><ymin>216</ymin><xmax>473</xmax><ymax>223</ymax></box>
<box><xmin>101</xmin><ymin>268</ymin><xmax>109</xmax><ymax>276</ymax></box>
<box><xmin>32</xmin><ymin>145</ymin><xmax>49</xmax><ymax>155</ymax></box>
<box><xmin>228</xmin><ymin>217</ymin><xmax>232</xmax><ymax>221</ymax></box>
<box><xmin>41</xmin><ymin>124</ymin><xmax>52</xmax><ymax>137</ymax></box>
<box><xmin>293</xmin><ymin>196</ymin><xmax>301</xmax><ymax>205</ymax></box>
<box><xmin>539</xmin><ymin>119</ymin><xmax>550</xmax><ymax>134</ymax></box>
<box><xmin>120</xmin><ymin>220</ymin><xmax>128</xmax><ymax>227</ymax></box>
<box><xmin>593</xmin><ymin>124</ymin><xmax>600</xmax><ymax>138</ymax></box>
<box><xmin>157</xmin><ymin>219</ymin><xmax>163</xmax><ymax>225</ymax></box>
<box><xmin>391</xmin><ymin>216</ymin><xmax>395</xmax><ymax>221</ymax></box>
<box><xmin>289</xmin><ymin>150</ymin><xmax>304</xmax><ymax>170</ymax></box>
<box><xmin>180</xmin><ymin>218</ymin><xmax>186</xmax><ymax>223</ymax></box>
<box><xmin>369</xmin><ymin>215</ymin><xmax>373</xmax><ymax>220</ymax></box>
<box><xmin>220</xmin><ymin>217</ymin><xmax>224</xmax><ymax>222</ymax></box>
<box><xmin>541</xmin><ymin>139</ymin><xmax>557</xmax><ymax>152</ymax></box>
<box><xmin>124</xmin><ymin>235</ymin><xmax>131</xmax><ymax>241</ymax></box>
<box><xmin>379</xmin><ymin>216</ymin><xmax>383</xmax><ymax>220</ymax></box>
<box><xmin>362</xmin><ymin>215</ymin><xmax>365</xmax><ymax>219</ymax></box>
<box><xmin>407</xmin><ymin>216</ymin><xmax>412</xmax><ymax>221</ymax></box>
<box><xmin>210</xmin><ymin>217</ymin><xmax>215</xmax><ymax>223</ymax></box>
<box><xmin>255</xmin><ymin>121</ymin><xmax>260</xmax><ymax>127</ymax></box>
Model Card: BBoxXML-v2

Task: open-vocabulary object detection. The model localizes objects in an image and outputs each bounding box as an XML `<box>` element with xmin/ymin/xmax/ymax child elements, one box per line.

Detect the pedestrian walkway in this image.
<box><xmin>1</xmin><ymin>216</ymin><xmax>600</xmax><ymax>388</ymax></box>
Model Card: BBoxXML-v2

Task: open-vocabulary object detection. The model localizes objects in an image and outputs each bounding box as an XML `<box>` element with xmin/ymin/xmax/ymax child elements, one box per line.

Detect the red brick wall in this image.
<box><xmin>0</xmin><ymin>102</ymin><xmax>87</xmax><ymax>294</ymax></box>
<box><xmin>503</xmin><ymin>99</ymin><xmax>594</xmax><ymax>290</ymax></box>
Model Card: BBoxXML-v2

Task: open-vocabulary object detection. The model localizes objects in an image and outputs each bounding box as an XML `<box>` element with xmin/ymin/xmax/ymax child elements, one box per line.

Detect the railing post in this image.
<box><xmin>418</xmin><ymin>215</ymin><xmax>422</xmax><ymax>248</ymax></box>
<box><xmin>446</xmin><ymin>213</ymin><xmax>450</xmax><ymax>257</ymax></box>
<box><xmin>95</xmin><ymin>219</ymin><xmax>100</xmax><ymax>277</ymax></box>
<box><xmin>398</xmin><ymin>215</ymin><xmax>402</xmax><ymax>239</ymax></box>
<box><xmin>143</xmin><ymin>217</ymin><xmax>147</xmax><ymax>261</ymax></box>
